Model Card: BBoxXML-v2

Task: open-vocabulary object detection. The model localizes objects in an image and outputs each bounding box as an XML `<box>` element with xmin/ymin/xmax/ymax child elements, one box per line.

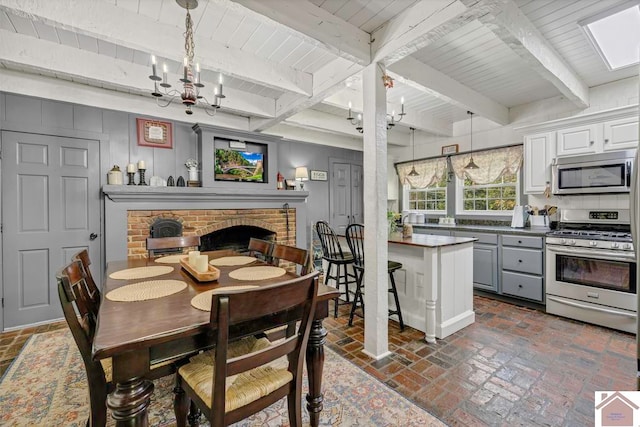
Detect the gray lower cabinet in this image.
<box><xmin>500</xmin><ymin>235</ymin><xmax>544</xmax><ymax>302</ymax></box>
<box><xmin>453</xmin><ymin>231</ymin><xmax>499</xmax><ymax>293</ymax></box>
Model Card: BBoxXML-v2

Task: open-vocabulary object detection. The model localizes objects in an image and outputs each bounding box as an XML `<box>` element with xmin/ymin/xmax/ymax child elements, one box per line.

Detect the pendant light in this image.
<box><xmin>464</xmin><ymin>111</ymin><xmax>479</xmax><ymax>169</ymax></box>
<box><xmin>408</xmin><ymin>127</ymin><xmax>419</xmax><ymax>176</ymax></box>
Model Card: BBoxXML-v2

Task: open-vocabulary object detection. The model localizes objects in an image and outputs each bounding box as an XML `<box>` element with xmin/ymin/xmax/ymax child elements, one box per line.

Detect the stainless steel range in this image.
<box><xmin>545</xmin><ymin>209</ymin><xmax>636</xmax><ymax>333</ymax></box>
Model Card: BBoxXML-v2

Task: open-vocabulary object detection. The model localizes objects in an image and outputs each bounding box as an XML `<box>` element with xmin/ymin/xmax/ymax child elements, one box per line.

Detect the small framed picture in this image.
<box><xmin>310</xmin><ymin>170</ymin><xmax>328</xmax><ymax>181</ymax></box>
<box><xmin>441</xmin><ymin>144</ymin><xmax>459</xmax><ymax>155</ymax></box>
<box><xmin>137</xmin><ymin>118</ymin><xmax>173</xmax><ymax>149</ymax></box>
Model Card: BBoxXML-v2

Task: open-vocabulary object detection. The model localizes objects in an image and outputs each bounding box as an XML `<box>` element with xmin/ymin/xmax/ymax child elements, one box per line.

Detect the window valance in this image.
<box><xmin>450</xmin><ymin>145</ymin><xmax>523</xmax><ymax>184</ymax></box>
<box><xmin>396</xmin><ymin>157</ymin><xmax>447</xmax><ymax>189</ymax></box>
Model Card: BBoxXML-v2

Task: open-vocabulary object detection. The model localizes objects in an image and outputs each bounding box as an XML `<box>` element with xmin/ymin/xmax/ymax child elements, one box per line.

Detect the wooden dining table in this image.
<box><xmin>93</xmin><ymin>251</ymin><xmax>339</xmax><ymax>426</ymax></box>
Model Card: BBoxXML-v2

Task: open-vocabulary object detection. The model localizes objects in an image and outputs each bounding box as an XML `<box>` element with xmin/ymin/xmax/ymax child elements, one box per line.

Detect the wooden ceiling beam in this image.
<box><xmin>230</xmin><ymin>0</ymin><xmax>371</xmax><ymax>65</ymax></box>
<box><xmin>0</xmin><ymin>0</ymin><xmax>313</xmax><ymax>97</ymax></box>
<box><xmin>0</xmin><ymin>30</ymin><xmax>275</xmax><ymax>118</ymax></box>
<box><xmin>458</xmin><ymin>0</ymin><xmax>589</xmax><ymax>109</ymax></box>
<box><xmin>388</xmin><ymin>56</ymin><xmax>510</xmax><ymax>126</ymax></box>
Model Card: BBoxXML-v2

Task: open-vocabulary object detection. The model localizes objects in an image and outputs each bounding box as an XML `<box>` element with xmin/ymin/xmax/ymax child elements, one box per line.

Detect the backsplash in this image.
<box><xmin>527</xmin><ymin>193</ymin><xmax>629</xmax><ymax>211</ymax></box>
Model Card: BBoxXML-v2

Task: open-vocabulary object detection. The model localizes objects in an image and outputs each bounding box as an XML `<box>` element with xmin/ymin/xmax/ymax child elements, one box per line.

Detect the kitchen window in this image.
<box><xmin>456</xmin><ymin>172</ymin><xmax>519</xmax><ymax>214</ymax></box>
<box><xmin>403</xmin><ymin>173</ymin><xmax>447</xmax><ymax>213</ymax></box>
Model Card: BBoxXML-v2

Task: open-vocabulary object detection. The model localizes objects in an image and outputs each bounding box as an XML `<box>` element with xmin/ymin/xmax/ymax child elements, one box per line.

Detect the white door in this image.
<box><xmin>2</xmin><ymin>131</ymin><xmax>101</xmax><ymax>329</ymax></box>
<box><xmin>330</xmin><ymin>162</ymin><xmax>363</xmax><ymax>235</ymax></box>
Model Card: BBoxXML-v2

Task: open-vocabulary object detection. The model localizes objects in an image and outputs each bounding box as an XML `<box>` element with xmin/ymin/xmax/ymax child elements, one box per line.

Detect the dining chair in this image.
<box><xmin>174</xmin><ymin>271</ymin><xmax>320</xmax><ymax>427</ymax></box>
<box><xmin>57</xmin><ymin>260</ymin><xmax>188</xmax><ymax>427</ymax></box>
<box><xmin>315</xmin><ymin>220</ymin><xmax>357</xmax><ymax>318</ymax></box>
<box><xmin>271</xmin><ymin>243</ymin><xmax>312</xmax><ymax>275</ymax></box>
<box><xmin>146</xmin><ymin>235</ymin><xmax>201</xmax><ymax>258</ymax></box>
<box><xmin>72</xmin><ymin>249</ymin><xmax>100</xmax><ymax>317</ymax></box>
<box><xmin>247</xmin><ymin>237</ymin><xmax>275</xmax><ymax>265</ymax></box>
<box><xmin>345</xmin><ymin>223</ymin><xmax>405</xmax><ymax>330</ymax></box>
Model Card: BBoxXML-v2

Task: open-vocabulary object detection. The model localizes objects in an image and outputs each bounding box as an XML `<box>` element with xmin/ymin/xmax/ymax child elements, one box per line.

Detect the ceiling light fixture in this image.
<box><xmin>408</xmin><ymin>127</ymin><xmax>419</xmax><ymax>177</ymax></box>
<box><xmin>464</xmin><ymin>111</ymin><xmax>479</xmax><ymax>170</ymax></box>
<box><xmin>148</xmin><ymin>0</ymin><xmax>225</xmax><ymax>115</ymax></box>
<box><xmin>346</xmin><ymin>98</ymin><xmax>406</xmax><ymax>133</ymax></box>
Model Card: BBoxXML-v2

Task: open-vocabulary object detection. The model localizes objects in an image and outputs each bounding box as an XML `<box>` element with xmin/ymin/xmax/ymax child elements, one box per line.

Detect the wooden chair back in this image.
<box><xmin>57</xmin><ymin>260</ymin><xmax>109</xmax><ymax>427</ymax></box>
<box><xmin>315</xmin><ymin>221</ymin><xmax>346</xmax><ymax>261</ymax></box>
<box><xmin>247</xmin><ymin>237</ymin><xmax>275</xmax><ymax>265</ymax></box>
<box><xmin>146</xmin><ymin>235</ymin><xmax>201</xmax><ymax>258</ymax></box>
<box><xmin>345</xmin><ymin>223</ymin><xmax>365</xmax><ymax>270</ymax></box>
<box><xmin>272</xmin><ymin>243</ymin><xmax>312</xmax><ymax>275</ymax></box>
<box><xmin>72</xmin><ymin>249</ymin><xmax>100</xmax><ymax>317</ymax></box>
<box><xmin>203</xmin><ymin>271</ymin><xmax>319</xmax><ymax>426</ymax></box>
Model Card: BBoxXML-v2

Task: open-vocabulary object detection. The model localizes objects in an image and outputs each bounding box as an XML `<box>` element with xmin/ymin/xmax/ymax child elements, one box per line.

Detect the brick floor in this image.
<box><xmin>0</xmin><ymin>295</ymin><xmax>635</xmax><ymax>426</ymax></box>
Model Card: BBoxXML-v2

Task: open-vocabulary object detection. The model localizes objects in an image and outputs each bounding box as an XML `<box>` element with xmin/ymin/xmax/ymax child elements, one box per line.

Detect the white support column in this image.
<box><xmin>362</xmin><ymin>63</ymin><xmax>390</xmax><ymax>359</ymax></box>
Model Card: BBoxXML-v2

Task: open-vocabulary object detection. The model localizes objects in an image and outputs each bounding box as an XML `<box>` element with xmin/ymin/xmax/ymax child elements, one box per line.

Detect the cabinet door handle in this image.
<box><xmin>518</xmin><ymin>240</ymin><xmax>522</xmax><ymax>244</ymax></box>
<box><xmin>590</xmin><ymin>140</ymin><xmax>594</xmax><ymax>145</ymax></box>
<box><xmin>518</xmin><ymin>284</ymin><xmax>523</xmax><ymax>288</ymax></box>
<box><xmin>518</xmin><ymin>259</ymin><xmax>523</xmax><ymax>263</ymax></box>
<box><xmin>604</xmin><ymin>139</ymin><xmax>609</xmax><ymax>143</ymax></box>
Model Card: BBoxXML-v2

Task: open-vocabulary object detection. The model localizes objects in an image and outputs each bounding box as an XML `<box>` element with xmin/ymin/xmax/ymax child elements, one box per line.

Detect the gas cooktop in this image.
<box><xmin>546</xmin><ymin>229</ymin><xmax>632</xmax><ymax>242</ymax></box>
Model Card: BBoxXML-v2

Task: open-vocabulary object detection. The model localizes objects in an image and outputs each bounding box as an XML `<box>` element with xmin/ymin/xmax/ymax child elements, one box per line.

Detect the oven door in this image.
<box><xmin>546</xmin><ymin>245</ymin><xmax>636</xmax><ymax>311</ymax></box>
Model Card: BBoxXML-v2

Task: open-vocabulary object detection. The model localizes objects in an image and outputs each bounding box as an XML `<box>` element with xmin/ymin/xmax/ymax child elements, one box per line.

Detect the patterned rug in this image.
<box><xmin>0</xmin><ymin>329</ymin><xmax>444</xmax><ymax>426</ymax></box>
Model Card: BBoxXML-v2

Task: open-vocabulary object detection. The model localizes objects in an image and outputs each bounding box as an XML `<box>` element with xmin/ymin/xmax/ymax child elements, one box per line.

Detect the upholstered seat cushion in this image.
<box><xmin>178</xmin><ymin>336</ymin><xmax>292</xmax><ymax>413</ymax></box>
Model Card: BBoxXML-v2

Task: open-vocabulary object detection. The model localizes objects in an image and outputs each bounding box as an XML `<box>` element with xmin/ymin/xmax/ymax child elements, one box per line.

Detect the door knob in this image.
<box><xmin>89</xmin><ymin>233</ymin><xmax>98</xmax><ymax>241</ymax></box>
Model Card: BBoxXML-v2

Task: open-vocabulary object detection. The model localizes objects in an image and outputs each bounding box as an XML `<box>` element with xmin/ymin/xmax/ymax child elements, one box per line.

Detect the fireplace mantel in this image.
<box><xmin>103</xmin><ymin>185</ymin><xmax>309</xmax><ymax>203</ymax></box>
<box><xmin>102</xmin><ymin>185</ymin><xmax>309</xmax><ymax>263</ymax></box>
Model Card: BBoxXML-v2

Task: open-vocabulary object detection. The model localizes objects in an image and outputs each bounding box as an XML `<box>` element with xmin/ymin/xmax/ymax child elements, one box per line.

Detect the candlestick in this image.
<box><xmin>138</xmin><ymin>160</ymin><xmax>145</xmax><ymax>170</ymax></box>
<box><xmin>195</xmin><ymin>254</ymin><xmax>209</xmax><ymax>273</ymax></box>
<box><xmin>188</xmin><ymin>251</ymin><xmax>200</xmax><ymax>266</ymax></box>
<box><xmin>138</xmin><ymin>168</ymin><xmax>147</xmax><ymax>186</ymax></box>
<box><xmin>127</xmin><ymin>172</ymin><xmax>135</xmax><ymax>185</ymax></box>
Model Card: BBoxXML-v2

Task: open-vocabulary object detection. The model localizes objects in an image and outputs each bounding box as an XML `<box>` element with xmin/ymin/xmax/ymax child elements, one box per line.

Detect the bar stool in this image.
<box><xmin>315</xmin><ymin>220</ymin><xmax>358</xmax><ymax>318</ymax></box>
<box><xmin>345</xmin><ymin>223</ymin><xmax>405</xmax><ymax>331</ymax></box>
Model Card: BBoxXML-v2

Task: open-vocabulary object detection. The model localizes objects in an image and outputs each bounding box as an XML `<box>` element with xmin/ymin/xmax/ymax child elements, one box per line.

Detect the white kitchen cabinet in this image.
<box><xmin>556</xmin><ymin>124</ymin><xmax>598</xmax><ymax>157</ymax></box>
<box><xmin>603</xmin><ymin>116</ymin><xmax>639</xmax><ymax>151</ymax></box>
<box><xmin>523</xmin><ymin>131</ymin><xmax>555</xmax><ymax>194</ymax></box>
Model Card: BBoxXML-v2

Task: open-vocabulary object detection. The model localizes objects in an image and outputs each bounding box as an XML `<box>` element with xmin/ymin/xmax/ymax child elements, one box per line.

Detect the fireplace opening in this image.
<box><xmin>200</xmin><ymin>226</ymin><xmax>275</xmax><ymax>253</ymax></box>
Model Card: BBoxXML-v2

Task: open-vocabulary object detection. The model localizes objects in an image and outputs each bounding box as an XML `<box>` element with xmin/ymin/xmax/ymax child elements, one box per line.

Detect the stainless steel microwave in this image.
<box><xmin>552</xmin><ymin>149</ymin><xmax>635</xmax><ymax>195</ymax></box>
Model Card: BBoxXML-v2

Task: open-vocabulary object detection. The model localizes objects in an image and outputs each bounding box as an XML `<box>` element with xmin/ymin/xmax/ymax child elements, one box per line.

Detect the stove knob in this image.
<box><xmin>622</xmin><ymin>243</ymin><xmax>631</xmax><ymax>250</ymax></box>
<box><xmin>569</xmin><ymin>239</ymin><xmax>576</xmax><ymax>246</ymax></box>
<box><xmin>611</xmin><ymin>242</ymin><xmax>620</xmax><ymax>249</ymax></box>
<box><xmin>589</xmin><ymin>241</ymin><xmax>597</xmax><ymax>247</ymax></box>
<box><xmin>561</xmin><ymin>238</ymin><xmax>566</xmax><ymax>245</ymax></box>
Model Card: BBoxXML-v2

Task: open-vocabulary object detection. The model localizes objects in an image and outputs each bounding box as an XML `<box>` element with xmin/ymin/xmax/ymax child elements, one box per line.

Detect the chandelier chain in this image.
<box><xmin>184</xmin><ymin>10</ymin><xmax>195</xmax><ymax>66</ymax></box>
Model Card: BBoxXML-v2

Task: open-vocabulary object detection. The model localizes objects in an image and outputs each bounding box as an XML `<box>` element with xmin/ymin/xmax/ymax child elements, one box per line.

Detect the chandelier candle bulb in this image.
<box><xmin>188</xmin><ymin>251</ymin><xmax>200</xmax><ymax>267</ymax></box>
<box><xmin>195</xmin><ymin>254</ymin><xmax>208</xmax><ymax>273</ymax></box>
<box><xmin>151</xmin><ymin>55</ymin><xmax>157</xmax><ymax>77</ymax></box>
<box><xmin>183</xmin><ymin>57</ymin><xmax>188</xmax><ymax>81</ymax></box>
<box><xmin>162</xmin><ymin>63</ymin><xmax>168</xmax><ymax>85</ymax></box>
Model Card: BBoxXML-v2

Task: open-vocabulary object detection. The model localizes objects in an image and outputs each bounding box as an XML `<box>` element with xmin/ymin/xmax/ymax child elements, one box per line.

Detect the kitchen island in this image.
<box><xmin>388</xmin><ymin>233</ymin><xmax>477</xmax><ymax>343</ymax></box>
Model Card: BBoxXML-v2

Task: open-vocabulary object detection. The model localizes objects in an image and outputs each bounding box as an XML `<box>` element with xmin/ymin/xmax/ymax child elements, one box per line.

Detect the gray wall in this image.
<box><xmin>0</xmin><ymin>91</ymin><xmax>362</xmax><ymax>233</ymax></box>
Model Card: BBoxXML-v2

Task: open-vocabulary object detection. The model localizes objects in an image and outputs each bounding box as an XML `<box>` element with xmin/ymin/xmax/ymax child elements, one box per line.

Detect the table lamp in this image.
<box><xmin>295</xmin><ymin>167</ymin><xmax>309</xmax><ymax>191</ymax></box>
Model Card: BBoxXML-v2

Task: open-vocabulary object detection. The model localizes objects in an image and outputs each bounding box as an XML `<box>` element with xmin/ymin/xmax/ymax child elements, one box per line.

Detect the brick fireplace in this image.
<box><xmin>103</xmin><ymin>186</ymin><xmax>309</xmax><ymax>264</ymax></box>
<box><xmin>126</xmin><ymin>208</ymin><xmax>295</xmax><ymax>259</ymax></box>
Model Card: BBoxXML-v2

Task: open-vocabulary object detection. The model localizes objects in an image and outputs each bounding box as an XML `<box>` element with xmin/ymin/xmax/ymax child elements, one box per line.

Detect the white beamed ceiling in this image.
<box><xmin>0</xmin><ymin>0</ymin><xmax>637</xmax><ymax>146</ymax></box>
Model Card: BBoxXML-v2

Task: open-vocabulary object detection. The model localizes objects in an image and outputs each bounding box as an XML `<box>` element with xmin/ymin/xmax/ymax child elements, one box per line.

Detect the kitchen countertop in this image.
<box><xmin>411</xmin><ymin>223</ymin><xmax>550</xmax><ymax>236</ymax></box>
<box><xmin>388</xmin><ymin>234</ymin><xmax>477</xmax><ymax>247</ymax></box>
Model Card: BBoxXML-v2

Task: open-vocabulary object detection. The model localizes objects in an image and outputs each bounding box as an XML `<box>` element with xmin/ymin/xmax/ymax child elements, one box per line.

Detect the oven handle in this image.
<box><xmin>546</xmin><ymin>245</ymin><xmax>636</xmax><ymax>263</ymax></box>
<box><xmin>547</xmin><ymin>295</ymin><xmax>636</xmax><ymax>319</ymax></box>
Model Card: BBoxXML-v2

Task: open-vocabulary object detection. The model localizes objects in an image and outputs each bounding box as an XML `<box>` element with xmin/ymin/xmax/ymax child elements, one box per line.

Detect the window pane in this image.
<box><xmin>475</xmin><ymin>200</ymin><xmax>486</xmax><ymax>210</ymax></box>
<box><xmin>409</xmin><ymin>192</ymin><xmax>417</xmax><ymax>201</ymax></box>
<box><xmin>417</xmin><ymin>192</ymin><xmax>426</xmax><ymax>201</ymax></box>
<box><xmin>417</xmin><ymin>201</ymin><xmax>426</xmax><ymax>210</ymax></box>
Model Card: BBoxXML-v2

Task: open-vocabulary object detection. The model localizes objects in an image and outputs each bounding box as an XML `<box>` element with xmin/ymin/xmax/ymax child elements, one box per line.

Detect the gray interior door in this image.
<box><xmin>2</xmin><ymin>131</ymin><xmax>100</xmax><ymax>329</ymax></box>
<box><xmin>330</xmin><ymin>162</ymin><xmax>363</xmax><ymax>235</ymax></box>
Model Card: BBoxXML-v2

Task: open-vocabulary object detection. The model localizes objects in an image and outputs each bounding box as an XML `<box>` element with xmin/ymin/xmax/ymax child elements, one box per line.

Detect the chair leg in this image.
<box><xmin>389</xmin><ymin>272</ymin><xmax>405</xmax><ymax>331</ymax></box>
<box><xmin>287</xmin><ymin>379</ymin><xmax>303</xmax><ymax>427</ymax></box>
<box><xmin>348</xmin><ymin>270</ymin><xmax>363</xmax><ymax>326</ymax></box>
<box><xmin>173</xmin><ymin>376</ymin><xmax>189</xmax><ymax>427</ymax></box>
<box><xmin>187</xmin><ymin>400</ymin><xmax>200</xmax><ymax>427</ymax></box>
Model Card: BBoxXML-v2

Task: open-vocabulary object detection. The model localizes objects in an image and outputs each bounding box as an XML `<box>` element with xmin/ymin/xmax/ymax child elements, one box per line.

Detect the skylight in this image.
<box><xmin>581</xmin><ymin>5</ymin><xmax>640</xmax><ymax>71</ymax></box>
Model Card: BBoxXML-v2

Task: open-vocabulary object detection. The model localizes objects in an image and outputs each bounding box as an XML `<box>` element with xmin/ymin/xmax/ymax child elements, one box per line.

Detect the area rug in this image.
<box><xmin>0</xmin><ymin>329</ymin><xmax>444</xmax><ymax>426</ymax></box>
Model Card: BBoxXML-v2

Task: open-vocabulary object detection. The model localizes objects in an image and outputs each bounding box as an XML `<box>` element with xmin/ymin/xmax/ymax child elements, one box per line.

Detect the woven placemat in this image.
<box><xmin>191</xmin><ymin>286</ymin><xmax>260</xmax><ymax>311</ymax></box>
<box><xmin>154</xmin><ymin>255</ymin><xmax>187</xmax><ymax>264</ymax></box>
<box><xmin>229</xmin><ymin>266</ymin><xmax>286</xmax><ymax>281</ymax></box>
<box><xmin>209</xmin><ymin>256</ymin><xmax>257</xmax><ymax>267</ymax></box>
<box><xmin>106</xmin><ymin>279</ymin><xmax>187</xmax><ymax>302</ymax></box>
<box><xmin>109</xmin><ymin>266</ymin><xmax>174</xmax><ymax>280</ymax></box>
